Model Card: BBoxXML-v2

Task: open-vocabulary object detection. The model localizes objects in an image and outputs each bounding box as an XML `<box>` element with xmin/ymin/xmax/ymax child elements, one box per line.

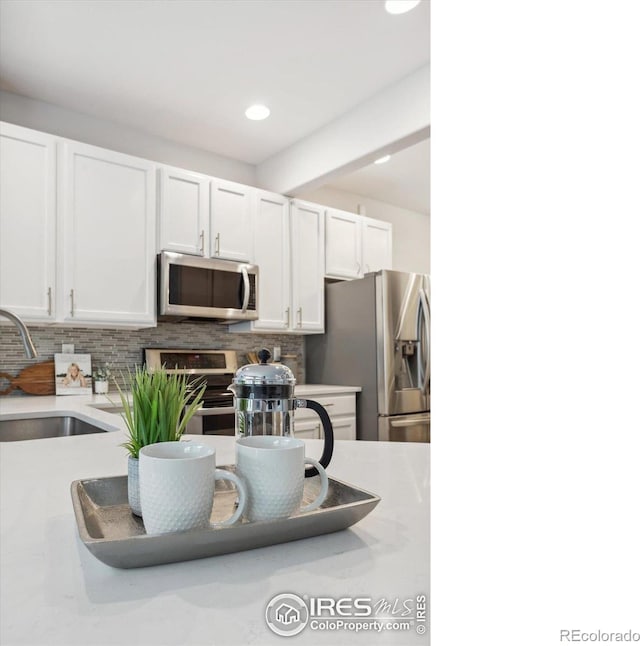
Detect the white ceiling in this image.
<box><xmin>0</xmin><ymin>0</ymin><xmax>430</xmax><ymax>212</ymax></box>
<box><xmin>328</xmin><ymin>138</ymin><xmax>430</xmax><ymax>214</ymax></box>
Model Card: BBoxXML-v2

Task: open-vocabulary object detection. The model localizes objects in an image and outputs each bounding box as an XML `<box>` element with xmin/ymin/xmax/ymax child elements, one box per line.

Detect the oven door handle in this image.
<box><xmin>193</xmin><ymin>407</ymin><xmax>235</xmax><ymax>416</ymax></box>
<box><xmin>240</xmin><ymin>266</ymin><xmax>250</xmax><ymax>313</ymax></box>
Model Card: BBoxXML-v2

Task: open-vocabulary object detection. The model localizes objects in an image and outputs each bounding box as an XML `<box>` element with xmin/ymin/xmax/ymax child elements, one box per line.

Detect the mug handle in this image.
<box><xmin>211</xmin><ymin>470</ymin><xmax>247</xmax><ymax>526</ymax></box>
<box><xmin>299</xmin><ymin>458</ymin><xmax>329</xmax><ymax>513</ymax></box>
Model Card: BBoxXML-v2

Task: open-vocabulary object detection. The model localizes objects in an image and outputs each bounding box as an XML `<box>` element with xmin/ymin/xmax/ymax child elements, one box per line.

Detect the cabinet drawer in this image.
<box><xmin>295</xmin><ymin>394</ymin><xmax>355</xmax><ymax>421</ymax></box>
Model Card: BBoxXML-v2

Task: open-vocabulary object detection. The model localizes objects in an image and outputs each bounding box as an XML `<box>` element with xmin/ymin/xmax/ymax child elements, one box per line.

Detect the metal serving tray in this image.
<box><xmin>70</xmin><ymin>467</ymin><xmax>380</xmax><ymax>569</ymax></box>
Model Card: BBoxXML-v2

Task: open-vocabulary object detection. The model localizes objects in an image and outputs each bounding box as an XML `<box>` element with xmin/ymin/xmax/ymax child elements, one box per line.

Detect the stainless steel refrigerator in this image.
<box><xmin>306</xmin><ymin>270</ymin><xmax>430</xmax><ymax>442</ymax></box>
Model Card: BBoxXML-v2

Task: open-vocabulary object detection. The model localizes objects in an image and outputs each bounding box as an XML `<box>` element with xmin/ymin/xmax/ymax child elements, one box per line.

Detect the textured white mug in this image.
<box><xmin>236</xmin><ymin>436</ymin><xmax>329</xmax><ymax>522</ymax></box>
<box><xmin>139</xmin><ymin>441</ymin><xmax>247</xmax><ymax>535</ymax></box>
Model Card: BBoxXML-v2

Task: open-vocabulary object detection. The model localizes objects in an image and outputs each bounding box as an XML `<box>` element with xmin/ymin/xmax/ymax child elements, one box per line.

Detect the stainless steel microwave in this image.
<box><xmin>157</xmin><ymin>251</ymin><xmax>259</xmax><ymax>321</ymax></box>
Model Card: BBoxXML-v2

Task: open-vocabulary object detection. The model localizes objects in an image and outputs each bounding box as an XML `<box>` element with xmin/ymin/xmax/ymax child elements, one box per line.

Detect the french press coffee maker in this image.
<box><xmin>228</xmin><ymin>349</ymin><xmax>334</xmax><ymax>477</ymax></box>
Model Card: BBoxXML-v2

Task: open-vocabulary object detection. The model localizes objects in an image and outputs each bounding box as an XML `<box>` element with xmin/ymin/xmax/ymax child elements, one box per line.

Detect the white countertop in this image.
<box><xmin>296</xmin><ymin>384</ymin><xmax>362</xmax><ymax>396</ymax></box>
<box><xmin>0</xmin><ymin>387</ymin><xmax>428</xmax><ymax>646</ymax></box>
<box><xmin>0</xmin><ymin>383</ymin><xmax>361</xmax><ymax>428</ymax></box>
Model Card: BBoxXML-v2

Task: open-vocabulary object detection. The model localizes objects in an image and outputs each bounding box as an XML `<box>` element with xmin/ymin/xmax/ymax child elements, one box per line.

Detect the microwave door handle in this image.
<box><xmin>240</xmin><ymin>266</ymin><xmax>250</xmax><ymax>313</ymax></box>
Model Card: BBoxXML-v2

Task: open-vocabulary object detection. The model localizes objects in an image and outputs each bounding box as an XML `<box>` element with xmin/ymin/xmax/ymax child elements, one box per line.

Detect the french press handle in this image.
<box><xmin>296</xmin><ymin>399</ymin><xmax>334</xmax><ymax>478</ymax></box>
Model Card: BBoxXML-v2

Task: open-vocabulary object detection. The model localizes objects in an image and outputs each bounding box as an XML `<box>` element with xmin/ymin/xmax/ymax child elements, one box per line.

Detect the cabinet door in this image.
<box><xmin>325</xmin><ymin>208</ymin><xmax>362</xmax><ymax>279</ymax></box>
<box><xmin>250</xmin><ymin>191</ymin><xmax>290</xmax><ymax>331</ymax></box>
<box><xmin>362</xmin><ymin>217</ymin><xmax>393</xmax><ymax>273</ymax></box>
<box><xmin>210</xmin><ymin>179</ymin><xmax>254</xmax><ymax>262</ymax></box>
<box><xmin>290</xmin><ymin>200</ymin><xmax>325</xmax><ymax>333</ymax></box>
<box><xmin>0</xmin><ymin>123</ymin><xmax>56</xmax><ymax>321</ymax></box>
<box><xmin>158</xmin><ymin>166</ymin><xmax>209</xmax><ymax>255</ymax></box>
<box><xmin>332</xmin><ymin>416</ymin><xmax>357</xmax><ymax>441</ymax></box>
<box><xmin>60</xmin><ymin>142</ymin><xmax>156</xmax><ymax>326</ymax></box>
<box><xmin>293</xmin><ymin>418</ymin><xmax>321</xmax><ymax>440</ymax></box>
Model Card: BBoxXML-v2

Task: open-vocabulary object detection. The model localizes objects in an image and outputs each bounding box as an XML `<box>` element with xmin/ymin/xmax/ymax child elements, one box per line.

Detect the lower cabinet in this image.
<box><xmin>294</xmin><ymin>419</ymin><xmax>323</xmax><ymax>440</ymax></box>
<box><xmin>330</xmin><ymin>416</ymin><xmax>357</xmax><ymax>442</ymax></box>
<box><xmin>294</xmin><ymin>393</ymin><xmax>357</xmax><ymax>441</ymax></box>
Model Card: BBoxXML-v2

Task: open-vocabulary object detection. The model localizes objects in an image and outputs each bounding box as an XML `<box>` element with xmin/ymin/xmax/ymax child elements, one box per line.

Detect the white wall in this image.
<box><xmin>0</xmin><ymin>90</ymin><xmax>255</xmax><ymax>184</ymax></box>
<box><xmin>298</xmin><ymin>186</ymin><xmax>430</xmax><ymax>275</ymax></box>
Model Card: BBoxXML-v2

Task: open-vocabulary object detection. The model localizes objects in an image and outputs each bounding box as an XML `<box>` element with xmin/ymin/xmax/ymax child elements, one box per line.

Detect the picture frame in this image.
<box><xmin>54</xmin><ymin>353</ymin><xmax>92</xmax><ymax>396</ymax></box>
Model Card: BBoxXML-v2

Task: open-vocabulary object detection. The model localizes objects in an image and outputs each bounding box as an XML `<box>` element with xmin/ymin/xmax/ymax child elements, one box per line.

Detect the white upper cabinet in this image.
<box><xmin>290</xmin><ymin>200</ymin><xmax>325</xmax><ymax>333</ymax></box>
<box><xmin>0</xmin><ymin>123</ymin><xmax>57</xmax><ymax>321</ymax></box>
<box><xmin>60</xmin><ymin>141</ymin><xmax>156</xmax><ymax>327</ymax></box>
<box><xmin>2</xmin><ymin>120</ymin><xmax>393</xmax><ymax>333</ymax></box>
<box><xmin>233</xmin><ymin>197</ymin><xmax>325</xmax><ymax>335</ymax></box>
<box><xmin>210</xmin><ymin>179</ymin><xmax>254</xmax><ymax>262</ymax></box>
<box><xmin>158</xmin><ymin>166</ymin><xmax>209</xmax><ymax>255</ymax></box>
<box><xmin>325</xmin><ymin>208</ymin><xmax>393</xmax><ymax>280</ymax></box>
<box><xmin>361</xmin><ymin>216</ymin><xmax>393</xmax><ymax>274</ymax></box>
<box><xmin>231</xmin><ymin>191</ymin><xmax>290</xmax><ymax>333</ymax></box>
<box><xmin>325</xmin><ymin>208</ymin><xmax>362</xmax><ymax>279</ymax></box>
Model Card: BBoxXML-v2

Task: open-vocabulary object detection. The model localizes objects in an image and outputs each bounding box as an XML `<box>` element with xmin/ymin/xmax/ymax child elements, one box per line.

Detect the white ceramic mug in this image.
<box><xmin>236</xmin><ymin>436</ymin><xmax>329</xmax><ymax>522</ymax></box>
<box><xmin>139</xmin><ymin>441</ymin><xmax>247</xmax><ymax>535</ymax></box>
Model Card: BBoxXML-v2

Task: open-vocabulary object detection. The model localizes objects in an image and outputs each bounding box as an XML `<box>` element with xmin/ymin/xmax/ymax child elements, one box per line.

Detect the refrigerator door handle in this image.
<box><xmin>417</xmin><ymin>287</ymin><xmax>430</xmax><ymax>393</ymax></box>
<box><xmin>390</xmin><ymin>414</ymin><xmax>430</xmax><ymax>428</ymax></box>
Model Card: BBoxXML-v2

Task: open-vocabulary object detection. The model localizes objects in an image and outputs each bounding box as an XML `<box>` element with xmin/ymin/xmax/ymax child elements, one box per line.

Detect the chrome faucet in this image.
<box><xmin>0</xmin><ymin>308</ymin><xmax>38</xmax><ymax>358</ymax></box>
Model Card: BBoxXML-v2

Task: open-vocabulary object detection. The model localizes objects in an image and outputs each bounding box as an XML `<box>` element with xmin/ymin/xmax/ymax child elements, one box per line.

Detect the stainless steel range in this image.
<box><xmin>144</xmin><ymin>348</ymin><xmax>238</xmax><ymax>436</ymax></box>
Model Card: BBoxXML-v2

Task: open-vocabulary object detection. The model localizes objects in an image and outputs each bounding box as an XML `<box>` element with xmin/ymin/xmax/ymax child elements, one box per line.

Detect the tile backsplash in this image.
<box><xmin>0</xmin><ymin>321</ymin><xmax>305</xmax><ymax>396</ymax></box>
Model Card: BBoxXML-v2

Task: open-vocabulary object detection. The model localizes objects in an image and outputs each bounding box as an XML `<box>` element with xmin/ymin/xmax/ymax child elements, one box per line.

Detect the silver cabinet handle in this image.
<box><xmin>356</xmin><ymin>261</ymin><xmax>361</xmax><ymax>275</ymax></box>
<box><xmin>296</xmin><ymin>307</ymin><xmax>302</xmax><ymax>328</ymax></box>
<box><xmin>70</xmin><ymin>289</ymin><xmax>75</xmax><ymax>317</ymax></box>
<box><xmin>285</xmin><ymin>307</ymin><xmax>290</xmax><ymax>328</ymax></box>
<box><xmin>199</xmin><ymin>230</ymin><xmax>205</xmax><ymax>255</ymax></box>
<box><xmin>47</xmin><ymin>287</ymin><xmax>52</xmax><ymax>316</ymax></box>
<box><xmin>214</xmin><ymin>232</ymin><xmax>220</xmax><ymax>255</ymax></box>
<box><xmin>240</xmin><ymin>267</ymin><xmax>250</xmax><ymax>313</ymax></box>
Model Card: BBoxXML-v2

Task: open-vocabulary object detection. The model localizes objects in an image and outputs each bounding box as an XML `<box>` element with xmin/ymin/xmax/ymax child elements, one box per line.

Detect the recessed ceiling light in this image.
<box><xmin>245</xmin><ymin>104</ymin><xmax>270</xmax><ymax>121</ymax></box>
<box><xmin>385</xmin><ymin>0</ymin><xmax>421</xmax><ymax>15</ymax></box>
<box><xmin>374</xmin><ymin>155</ymin><xmax>391</xmax><ymax>165</ymax></box>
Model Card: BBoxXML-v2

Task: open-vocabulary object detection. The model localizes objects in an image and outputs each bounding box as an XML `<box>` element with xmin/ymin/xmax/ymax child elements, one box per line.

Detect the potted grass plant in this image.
<box><xmin>117</xmin><ymin>366</ymin><xmax>205</xmax><ymax>516</ymax></box>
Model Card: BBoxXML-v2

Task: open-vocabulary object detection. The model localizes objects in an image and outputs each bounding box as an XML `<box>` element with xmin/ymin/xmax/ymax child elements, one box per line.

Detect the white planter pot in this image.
<box><xmin>94</xmin><ymin>380</ymin><xmax>109</xmax><ymax>394</ymax></box>
<box><xmin>128</xmin><ymin>456</ymin><xmax>142</xmax><ymax>517</ymax></box>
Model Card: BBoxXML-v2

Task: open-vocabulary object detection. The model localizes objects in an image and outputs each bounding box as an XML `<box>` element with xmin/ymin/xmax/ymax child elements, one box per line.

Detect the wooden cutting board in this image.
<box><xmin>0</xmin><ymin>360</ymin><xmax>56</xmax><ymax>396</ymax></box>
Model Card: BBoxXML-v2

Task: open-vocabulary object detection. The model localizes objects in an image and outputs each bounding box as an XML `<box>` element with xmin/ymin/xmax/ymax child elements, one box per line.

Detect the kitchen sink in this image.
<box><xmin>89</xmin><ymin>404</ymin><xmax>126</xmax><ymax>415</ymax></box>
<box><xmin>0</xmin><ymin>416</ymin><xmax>108</xmax><ymax>442</ymax></box>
